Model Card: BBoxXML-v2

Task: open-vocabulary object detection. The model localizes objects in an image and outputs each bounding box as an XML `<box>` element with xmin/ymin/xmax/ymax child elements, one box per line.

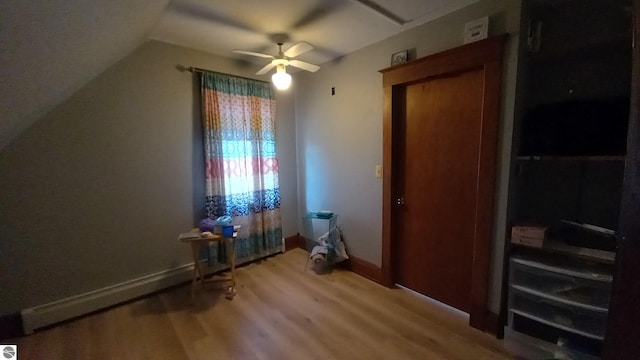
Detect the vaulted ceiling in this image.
<box><xmin>0</xmin><ymin>0</ymin><xmax>477</xmax><ymax>149</ymax></box>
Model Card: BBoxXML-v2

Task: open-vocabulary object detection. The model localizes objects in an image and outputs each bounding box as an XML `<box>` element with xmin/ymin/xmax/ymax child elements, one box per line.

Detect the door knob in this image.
<box><xmin>396</xmin><ymin>197</ymin><xmax>405</xmax><ymax>205</ymax></box>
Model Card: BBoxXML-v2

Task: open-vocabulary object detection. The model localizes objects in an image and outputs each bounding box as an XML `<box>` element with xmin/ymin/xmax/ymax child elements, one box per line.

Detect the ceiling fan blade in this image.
<box><xmin>289</xmin><ymin>60</ymin><xmax>320</xmax><ymax>73</ymax></box>
<box><xmin>170</xmin><ymin>3</ymin><xmax>257</xmax><ymax>32</ymax></box>
<box><xmin>256</xmin><ymin>63</ymin><xmax>276</xmax><ymax>75</ymax></box>
<box><xmin>233</xmin><ymin>50</ymin><xmax>274</xmax><ymax>59</ymax></box>
<box><xmin>291</xmin><ymin>1</ymin><xmax>346</xmax><ymax>30</ymax></box>
<box><xmin>351</xmin><ymin>0</ymin><xmax>407</xmax><ymax>25</ymax></box>
<box><xmin>284</xmin><ymin>42</ymin><xmax>314</xmax><ymax>58</ymax></box>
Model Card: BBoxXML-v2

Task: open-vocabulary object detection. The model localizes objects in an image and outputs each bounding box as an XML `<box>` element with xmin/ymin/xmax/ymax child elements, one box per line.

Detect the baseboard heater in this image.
<box><xmin>20</xmin><ymin>260</ymin><xmax>205</xmax><ymax>334</ymax></box>
<box><xmin>21</xmin><ymin>238</ymin><xmax>286</xmax><ymax>334</ymax></box>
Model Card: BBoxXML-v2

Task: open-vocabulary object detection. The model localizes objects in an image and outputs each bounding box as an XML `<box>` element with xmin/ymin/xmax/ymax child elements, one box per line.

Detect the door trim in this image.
<box><xmin>379</xmin><ymin>35</ymin><xmax>507</xmax><ymax>331</ymax></box>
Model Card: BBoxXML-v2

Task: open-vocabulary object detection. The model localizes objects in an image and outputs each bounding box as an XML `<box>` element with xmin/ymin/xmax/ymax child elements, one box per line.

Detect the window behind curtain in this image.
<box><xmin>199</xmin><ymin>71</ymin><xmax>282</xmax><ymax>265</ymax></box>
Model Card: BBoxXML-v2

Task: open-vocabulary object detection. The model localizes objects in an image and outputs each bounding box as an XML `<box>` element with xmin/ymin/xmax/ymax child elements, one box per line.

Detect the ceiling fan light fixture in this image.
<box><xmin>272</xmin><ymin>65</ymin><xmax>291</xmax><ymax>90</ymax></box>
<box><xmin>234</xmin><ymin>41</ymin><xmax>318</xmax><ymax>90</ymax></box>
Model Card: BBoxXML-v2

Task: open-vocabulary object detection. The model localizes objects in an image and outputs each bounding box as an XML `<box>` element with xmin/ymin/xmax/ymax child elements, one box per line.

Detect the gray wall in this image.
<box><xmin>295</xmin><ymin>0</ymin><xmax>521</xmax><ymax>313</ymax></box>
<box><xmin>1</xmin><ymin>0</ymin><xmax>522</xmax><ymax>317</ymax></box>
<box><xmin>0</xmin><ymin>40</ymin><xmax>298</xmax><ymax>315</ymax></box>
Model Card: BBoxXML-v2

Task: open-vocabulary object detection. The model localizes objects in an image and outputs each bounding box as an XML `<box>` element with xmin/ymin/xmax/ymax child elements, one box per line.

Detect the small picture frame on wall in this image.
<box><xmin>391</xmin><ymin>50</ymin><xmax>408</xmax><ymax>66</ymax></box>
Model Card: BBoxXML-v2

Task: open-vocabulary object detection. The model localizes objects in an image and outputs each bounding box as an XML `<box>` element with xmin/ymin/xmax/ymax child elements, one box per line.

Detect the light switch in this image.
<box><xmin>375</xmin><ymin>165</ymin><xmax>383</xmax><ymax>178</ymax></box>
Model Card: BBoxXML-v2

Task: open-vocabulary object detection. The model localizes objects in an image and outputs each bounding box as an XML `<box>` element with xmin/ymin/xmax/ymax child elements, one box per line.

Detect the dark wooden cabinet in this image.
<box><xmin>503</xmin><ymin>0</ymin><xmax>638</xmax><ymax>358</ymax></box>
<box><xmin>603</xmin><ymin>0</ymin><xmax>640</xmax><ymax>358</ymax></box>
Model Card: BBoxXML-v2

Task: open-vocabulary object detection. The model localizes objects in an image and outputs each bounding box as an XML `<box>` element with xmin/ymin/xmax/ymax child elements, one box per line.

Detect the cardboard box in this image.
<box><xmin>511</xmin><ymin>225</ymin><xmax>547</xmax><ymax>248</ymax></box>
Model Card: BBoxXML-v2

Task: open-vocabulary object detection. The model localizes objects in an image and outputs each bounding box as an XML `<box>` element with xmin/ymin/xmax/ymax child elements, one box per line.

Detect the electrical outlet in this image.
<box><xmin>375</xmin><ymin>165</ymin><xmax>382</xmax><ymax>178</ymax></box>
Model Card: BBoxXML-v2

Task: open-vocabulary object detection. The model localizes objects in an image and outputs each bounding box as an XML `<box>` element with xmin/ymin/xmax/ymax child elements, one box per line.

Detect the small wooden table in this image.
<box><xmin>179</xmin><ymin>228</ymin><xmax>237</xmax><ymax>300</ymax></box>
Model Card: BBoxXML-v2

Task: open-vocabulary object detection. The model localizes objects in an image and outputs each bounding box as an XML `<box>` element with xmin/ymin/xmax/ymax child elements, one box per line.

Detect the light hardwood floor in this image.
<box><xmin>11</xmin><ymin>249</ymin><xmax>521</xmax><ymax>359</ymax></box>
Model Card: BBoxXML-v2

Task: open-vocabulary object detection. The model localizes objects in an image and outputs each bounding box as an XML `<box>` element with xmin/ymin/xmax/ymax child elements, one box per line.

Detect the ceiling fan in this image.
<box><xmin>233</xmin><ymin>40</ymin><xmax>320</xmax><ymax>90</ymax></box>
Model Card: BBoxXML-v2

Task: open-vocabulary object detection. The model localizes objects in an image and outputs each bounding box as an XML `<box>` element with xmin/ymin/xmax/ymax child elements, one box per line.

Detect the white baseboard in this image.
<box><xmin>21</xmin><ymin>241</ymin><xmax>288</xmax><ymax>334</ymax></box>
<box><xmin>21</xmin><ymin>261</ymin><xmax>205</xmax><ymax>334</ymax></box>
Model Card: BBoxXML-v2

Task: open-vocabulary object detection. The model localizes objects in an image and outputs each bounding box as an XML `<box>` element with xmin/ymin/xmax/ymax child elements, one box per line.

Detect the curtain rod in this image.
<box><xmin>187</xmin><ymin>66</ymin><xmax>270</xmax><ymax>84</ymax></box>
<box><xmin>187</xmin><ymin>66</ymin><xmax>213</xmax><ymax>73</ymax></box>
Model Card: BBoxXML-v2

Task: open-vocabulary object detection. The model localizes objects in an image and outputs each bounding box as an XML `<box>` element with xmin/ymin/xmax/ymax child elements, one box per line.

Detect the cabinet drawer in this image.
<box><xmin>510</xmin><ymin>288</ymin><xmax>608</xmax><ymax>340</ymax></box>
<box><xmin>510</xmin><ymin>258</ymin><xmax>612</xmax><ymax>309</ymax></box>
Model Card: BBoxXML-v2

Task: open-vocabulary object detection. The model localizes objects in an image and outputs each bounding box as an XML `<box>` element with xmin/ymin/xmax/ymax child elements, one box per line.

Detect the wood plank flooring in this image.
<box><xmin>11</xmin><ymin>249</ymin><xmax>520</xmax><ymax>359</ymax></box>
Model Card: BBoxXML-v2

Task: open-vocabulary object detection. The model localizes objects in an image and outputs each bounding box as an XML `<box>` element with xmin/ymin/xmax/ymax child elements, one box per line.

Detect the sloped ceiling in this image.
<box><xmin>0</xmin><ymin>0</ymin><xmax>478</xmax><ymax>149</ymax></box>
<box><xmin>0</xmin><ymin>0</ymin><xmax>171</xmax><ymax>149</ymax></box>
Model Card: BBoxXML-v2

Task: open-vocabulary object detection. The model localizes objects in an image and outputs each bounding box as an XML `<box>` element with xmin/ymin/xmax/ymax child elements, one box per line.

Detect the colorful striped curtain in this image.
<box><xmin>199</xmin><ymin>71</ymin><xmax>283</xmax><ymax>267</ymax></box>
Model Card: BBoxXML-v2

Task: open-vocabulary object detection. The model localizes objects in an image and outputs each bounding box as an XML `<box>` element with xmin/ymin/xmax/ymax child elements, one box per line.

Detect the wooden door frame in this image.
<box><xmin>379</xmin><ymin>35</ymin><xmax>507</xmax><ymax>331</ymax></box>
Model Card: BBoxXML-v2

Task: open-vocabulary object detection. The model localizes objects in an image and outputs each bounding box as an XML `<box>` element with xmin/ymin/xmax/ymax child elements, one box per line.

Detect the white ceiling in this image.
<box><xmin>0</xmin><ymin>0</ymin><xmax>477</xmax><ymax>149</ymax></box>
<box><xmin>149</xmin><ymin>0</ymin><xmax>478</xmax><ymax>66</ymax></box>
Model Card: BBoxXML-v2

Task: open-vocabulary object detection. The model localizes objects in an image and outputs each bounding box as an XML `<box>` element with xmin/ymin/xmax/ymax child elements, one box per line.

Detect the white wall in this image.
<box><xmin>295</xmin><ymin>0</ymin><xmax>521</xmax><ymax>313</ymax></box>
<box><xmin>0</xmin><ymin>40</ymin><xmax>298</xmax><ymax>315</ymax></box>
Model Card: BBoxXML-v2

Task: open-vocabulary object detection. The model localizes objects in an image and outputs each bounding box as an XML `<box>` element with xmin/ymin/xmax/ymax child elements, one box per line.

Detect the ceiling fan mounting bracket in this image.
<box><xmin>273</xmin><ymin>58</ymin><xmax>289</xmax><ymax>66</ymax></box>
<box><xmin>270</xmin><ymin>33</ymin><xmax>289</xmax><ymax>45</ymax></box>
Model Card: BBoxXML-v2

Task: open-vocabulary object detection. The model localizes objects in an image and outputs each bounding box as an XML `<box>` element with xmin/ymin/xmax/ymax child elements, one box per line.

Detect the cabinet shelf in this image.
<box><xmin>509</xmin><ymin>255</ymin><xmax>612</xmax><ymax>345</ymax></box>
<box><xmin>510</xmin><ymin>309</ymin><xmax>605</xmax><ymax>341</ymax></box>
<box><xmin>511</xmin><ymin>240</ymin><xmax>616</xmax><ymax>264</ymax></box>
<box><xmin>512</xmin><ymin>257</ymin><xmax>613</xmax><ymax>282</ymax></box>
<box><xmin>510</xmin><ymin>284</ymin><xmax>608</xmax><ymax>313</ymax></box>
<box><xmin>513</xmin><ymin>288</ymin><xmax>609</xmax><ymax>334</ymax></box>
<box><xmin>516</xmin><ymin>155</ymin><xmax>625</xmax><ymax>162</ymax></box>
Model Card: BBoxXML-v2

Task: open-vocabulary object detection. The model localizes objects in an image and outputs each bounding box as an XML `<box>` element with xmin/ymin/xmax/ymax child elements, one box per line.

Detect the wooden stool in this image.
<box><xmin>179</xmin><ymin>228</ymin><xmax>237</xmax><ymax>300</ymax></box>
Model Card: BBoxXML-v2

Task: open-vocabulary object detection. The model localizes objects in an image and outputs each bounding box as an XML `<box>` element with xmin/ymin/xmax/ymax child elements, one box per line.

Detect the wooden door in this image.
<box><xmin>380</xmin><ymin>36</ymin><xmax>506</xmax><ymax>330</ymax></box>
<box><xmin>395</xmin><ymin>69</ymin><xmax>484</xmax><ymax>312</ymax></box>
